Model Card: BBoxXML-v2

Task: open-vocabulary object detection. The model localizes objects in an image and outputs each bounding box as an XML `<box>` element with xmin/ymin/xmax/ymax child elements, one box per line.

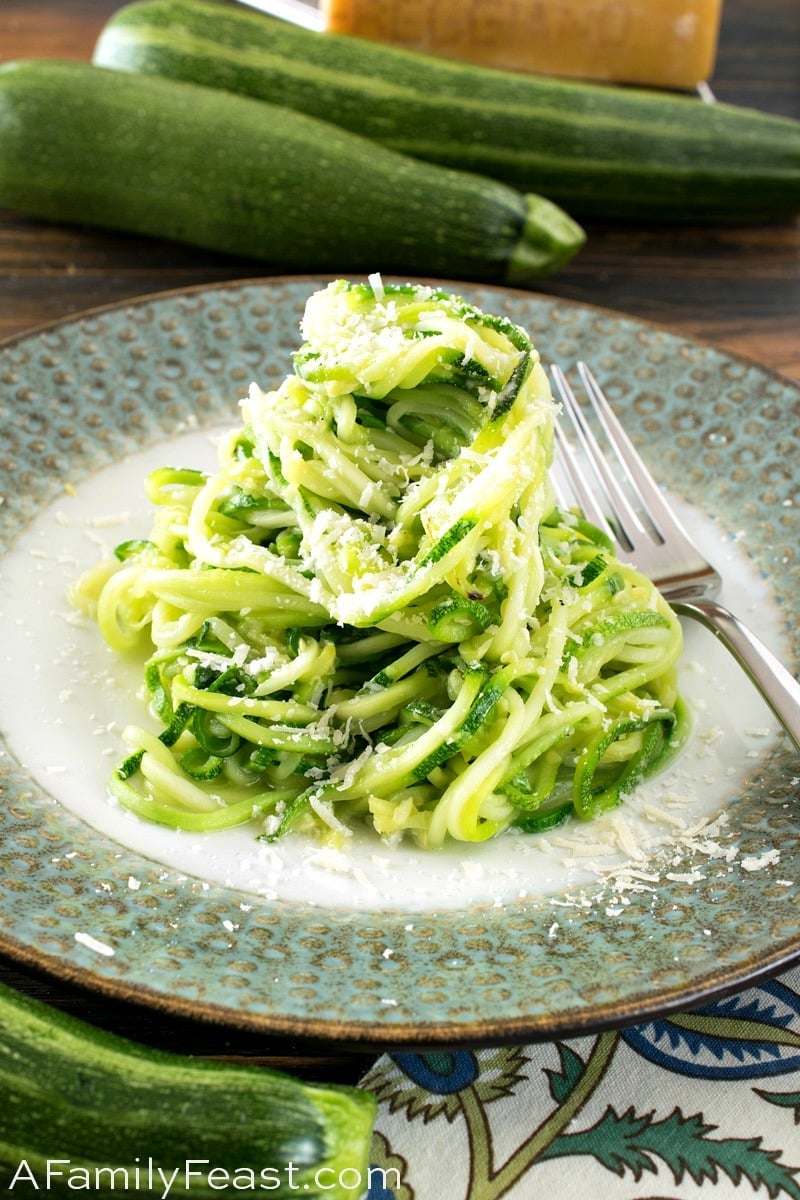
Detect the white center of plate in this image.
<box><xmin>0</xmin><ymin>428</ymin><xmax>785</xmax><ymax>912</ymax></box>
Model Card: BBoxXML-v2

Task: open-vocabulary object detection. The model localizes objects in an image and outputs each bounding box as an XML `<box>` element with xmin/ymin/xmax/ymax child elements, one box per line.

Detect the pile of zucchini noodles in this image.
<box><xmin>73</xmin><ymin>279</ymin><xmax>687</xmax><ymax>848</ymax></box>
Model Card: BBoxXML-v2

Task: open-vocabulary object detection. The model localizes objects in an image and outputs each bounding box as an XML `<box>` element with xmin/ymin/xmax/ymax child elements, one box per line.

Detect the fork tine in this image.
<box><xmin>552</xmin><ymin>420</ymin><xmax>613</xmax><ymax>537</ymax></box>
<box><xmin>576</xmin><ymin>363</ymin><xmax>695</xmax><ymax>547</ymax></box>
<box><xmin>551</xmin><ymin>363</ymin><xmax>648</xmax><ymax>551</ymax></box>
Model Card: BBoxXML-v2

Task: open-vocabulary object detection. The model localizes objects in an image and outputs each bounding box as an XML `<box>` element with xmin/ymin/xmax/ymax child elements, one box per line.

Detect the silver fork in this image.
<box><xmin>551</xmin><ymin>362</ymin><xmax>800</xmax><ymax>748</ymax></box>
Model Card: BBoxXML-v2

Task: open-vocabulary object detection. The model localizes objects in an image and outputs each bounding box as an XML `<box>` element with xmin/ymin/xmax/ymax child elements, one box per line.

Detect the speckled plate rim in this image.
<box><xmin>0</xmin><ymin>274</ymin><xmax>798</xmax><ymax>1049</ymax></box>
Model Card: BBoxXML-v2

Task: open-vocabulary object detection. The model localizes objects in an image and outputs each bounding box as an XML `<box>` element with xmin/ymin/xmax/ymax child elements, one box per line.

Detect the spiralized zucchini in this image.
<box><xmin>72</xmin><ymin>279</ymin><xmax>687</xmax><ymax>848</ymax></box>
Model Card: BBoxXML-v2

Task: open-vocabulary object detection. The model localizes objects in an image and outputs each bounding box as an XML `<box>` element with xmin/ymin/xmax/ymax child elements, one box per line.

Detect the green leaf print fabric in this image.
<box><xmin>361</xmin><ymin>966</ymin><xmax>800</xmax><ymax>1198</ymax></box>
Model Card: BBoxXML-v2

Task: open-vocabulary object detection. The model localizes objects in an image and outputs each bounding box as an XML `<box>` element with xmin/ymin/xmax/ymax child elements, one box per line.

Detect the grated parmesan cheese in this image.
<box><xmin>74</xmin><ymin>931</ymin><xmax>115</xmax><ymax>957</ymax></box>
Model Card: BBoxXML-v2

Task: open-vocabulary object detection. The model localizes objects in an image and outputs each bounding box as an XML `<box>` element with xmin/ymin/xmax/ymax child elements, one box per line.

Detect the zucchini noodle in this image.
<box><xmin>72</xmin><ymin>279</ymin><xmax>688</xmax><ymax>848</ymax></box>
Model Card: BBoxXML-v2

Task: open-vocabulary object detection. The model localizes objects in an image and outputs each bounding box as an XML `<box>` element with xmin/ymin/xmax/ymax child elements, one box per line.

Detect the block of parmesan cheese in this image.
<box><xmin>320</xmin><ymin>0</ymin><xmax>724</xmax><ymax>90</ymax></box>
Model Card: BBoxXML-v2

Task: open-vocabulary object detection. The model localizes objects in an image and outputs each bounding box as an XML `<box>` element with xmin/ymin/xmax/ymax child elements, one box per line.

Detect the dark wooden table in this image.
<box><xmin>0</xmin><ymin>0</ymin><xmax>798</xmax><ymax>1083</ymax></box>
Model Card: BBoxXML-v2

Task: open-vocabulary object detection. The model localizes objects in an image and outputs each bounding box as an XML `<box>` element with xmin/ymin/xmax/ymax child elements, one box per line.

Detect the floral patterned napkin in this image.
<box><xmin>361</xmin><ymin>966</ymin><xmax>800</xmax><ymax>1198</ymax></box>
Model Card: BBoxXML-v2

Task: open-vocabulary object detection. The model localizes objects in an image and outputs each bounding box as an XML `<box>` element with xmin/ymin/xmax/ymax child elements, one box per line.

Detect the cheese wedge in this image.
<box><xmin>321</xmin><ymin>0</ymin><xmax>724</xmax><ymax>90</ymax></box>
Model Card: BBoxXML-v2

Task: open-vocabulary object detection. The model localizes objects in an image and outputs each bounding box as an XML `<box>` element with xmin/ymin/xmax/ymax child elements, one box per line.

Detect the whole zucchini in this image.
<box><xmin>0</xmin><ymin>59</ymin><xmax>584</xmax><ymax>285</ymax></box>
<box><xmin>93</xmin><ymin>0</ymin><xmax>800</xmax><ymax>223</ymax></box>
<box><xmin>0</xmin><ymin>981</ymin><xmax>375</xmax><ymax>1199</ymax></box>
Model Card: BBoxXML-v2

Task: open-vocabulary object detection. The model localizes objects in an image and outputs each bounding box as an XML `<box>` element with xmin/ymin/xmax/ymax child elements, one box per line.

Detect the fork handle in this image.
<box><xmin>673</xmin><ymin>599</ymin><xmax>800</xmax><ymax>748</ymax></box>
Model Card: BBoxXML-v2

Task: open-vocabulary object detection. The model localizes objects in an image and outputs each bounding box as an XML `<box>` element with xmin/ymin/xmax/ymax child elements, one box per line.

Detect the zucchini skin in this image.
<box><xmin>0</xmin><ymin>59</ymin><xmax>584</xmax><ymax>285</ymax></box>
<box><xmin>93</xmin><ymin>0</ymin><xmax>800</xmax><ymax>223</ymax></box>
<box><xmin>0</xmin><ymin>981</ymin><xmax>375</xmax><ymax>1199</ymax></box>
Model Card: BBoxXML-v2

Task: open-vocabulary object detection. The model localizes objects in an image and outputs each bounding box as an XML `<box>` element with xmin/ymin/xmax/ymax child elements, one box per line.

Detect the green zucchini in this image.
<box><xmin>0</xmin><ymin>59</ymin><xmax>584</xmax><ymax>285</ymax></box>
<box><xmin>0</xmin><ymin>980</ymin><xmax>375</xmax><ymax>1199</ymax></box>
<box><xmin>93</xmin><ymin>0</ymin><xmax>800</xmax><ymax>223</ymax></box>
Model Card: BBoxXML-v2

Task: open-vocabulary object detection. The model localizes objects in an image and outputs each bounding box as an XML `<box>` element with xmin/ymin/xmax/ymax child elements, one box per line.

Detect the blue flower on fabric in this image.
<box><xmin>361</xmin><ymin>1045</ymin><xmax>528</xmax><ymax>1125</ymax></box>
<box><xmin>364</xmin><ymin>1133</ymin><xmax>413</xmax><ymax>1200</ymax></box>
<box><xmin>623</xmin><ymin>980</ymin><xmax>800</xmax><ymax>1079</ymax></box>
<box><xmin>365</xmin><ymin>1169</ymin><xmax>398</xmax><ymax>1200</ymax></box>
<box><xmin>391</xmin><ymin>1051</ymin><xmax>480</xmax><ymax>1093</ymax></box>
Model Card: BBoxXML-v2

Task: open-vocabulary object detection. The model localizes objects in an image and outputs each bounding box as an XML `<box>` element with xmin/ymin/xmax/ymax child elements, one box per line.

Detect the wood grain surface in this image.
<box><xmin>0</xmin><ymin>0</ymin><xmax>798</xmax><ymax>1076</ymax></box>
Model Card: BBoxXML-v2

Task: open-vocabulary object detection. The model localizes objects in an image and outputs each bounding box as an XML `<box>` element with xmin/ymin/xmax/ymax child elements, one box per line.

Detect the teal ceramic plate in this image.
<box><xmin>0</xmin><ymin>276</ymin><xmax>798</xmax><ymax>1048</ymax></box>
